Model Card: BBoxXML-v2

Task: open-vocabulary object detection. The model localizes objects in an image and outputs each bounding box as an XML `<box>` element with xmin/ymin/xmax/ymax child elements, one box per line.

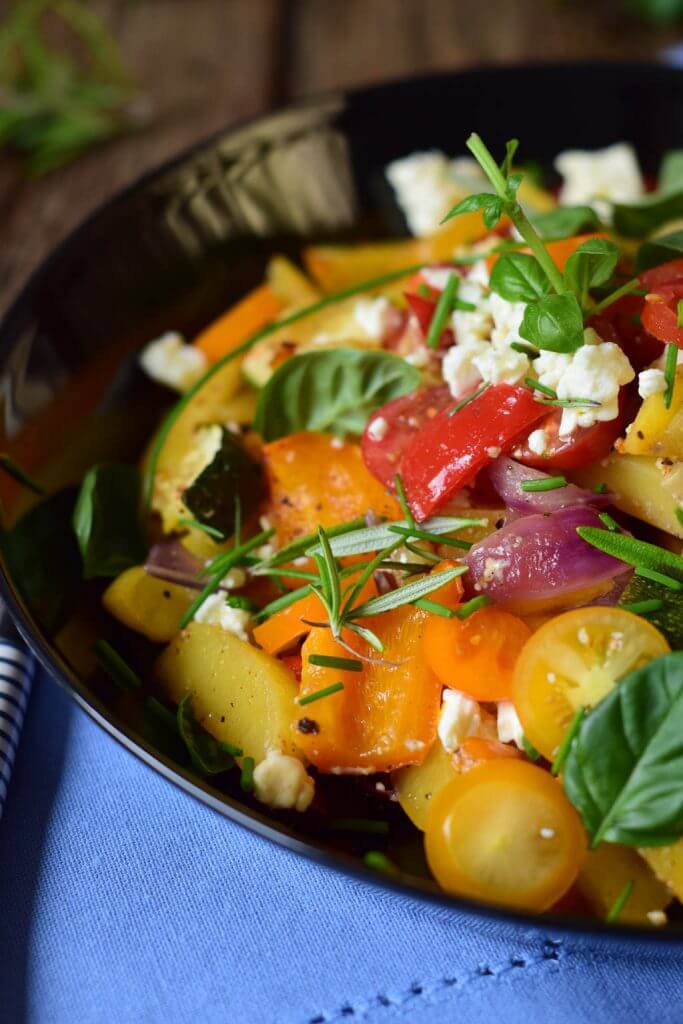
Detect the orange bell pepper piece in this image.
<box><xmin>296</xmin><ymin>606</ymin><xmax>442</xmax><ymax>773</ymax></box>
<box><xmin>253</xmin><ymin>574</ymin><xmax>377</xmax><ymax>656</ymax></box>
<box><xmin>486</xmin><ymin>232</ymin><xmax>611</xmax><ymax>275</ymax></box>
<box><xmin>454</xmin><ymin>736</ymin><xmax>523</xmax><ymax>773</ymax></box>
<box><xmin>193</xmin><ymin>284</ymin><xmax>282</xmax><ymax>363</ymax></box>
<box><xmin>262</xmin><ymin>433</ymin><xmax>400</xmax><ymax>549</ymax></box>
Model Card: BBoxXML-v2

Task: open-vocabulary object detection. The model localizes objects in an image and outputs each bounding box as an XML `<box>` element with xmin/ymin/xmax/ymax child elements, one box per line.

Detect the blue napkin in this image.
<box><xmin>1</xmin><ymin>669</ymin><xmax>683</xmax><ymax>1024</ymax></box>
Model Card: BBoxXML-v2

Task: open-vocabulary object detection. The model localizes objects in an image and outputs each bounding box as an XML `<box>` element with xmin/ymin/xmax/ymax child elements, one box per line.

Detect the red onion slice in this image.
<box><xmin>144</xmin><ymin>541</ymin><xmax>206</xmax><ymax>590</ymax></box>
<box><xmin>487</xmin><ymin>456</ymin><xmax>611</xmax><ymax>515</ymax></box>
<box><xmin>464</xmin><ymin>505</ymin><xmax>630</xmax><ymax>605</ymax></box>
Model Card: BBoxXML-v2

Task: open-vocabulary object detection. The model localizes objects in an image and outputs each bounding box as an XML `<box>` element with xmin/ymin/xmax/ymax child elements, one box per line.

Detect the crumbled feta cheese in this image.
<box><xmin>489</xmin><ymin>291</ymin><xmax>527</xmax><ymax>350</ymax></box>
<box><xmin>482</xmin><ymin>557</ymin><xmax>510</xmax><ymax>585</ymax></box>
<box><xmin>386</xmin><ymin>152</ymin><xmax>463</xmax><ymax>236</ymax></box>
<box><xmin>386</xmin><ymin>152</ymin><xmax>488</xmax><ymax>236</ymax></box>
<box><xmin>467</xmin><ymin>258</ymin><xmax>492</xmax><ymax>288</ymax></box>
<box><xmin>367</xmin><ymin>416</ymin><xmax>389</xmax><ymax>442</ymax></box>
<box><xmin>638</xmin><ymin>367</ymin><xmax>667</xmax><ymax>399</ymax></box>
<box><xmin>527</xmin><ymin>428</ymin><xmax>550</xmax><ymax>456</ymax></box>
<box><xmin>555</xmin><ymin>143</ymin><xmax>643</xmax><ymax>221</ymax></box>
<box><xmin>405</xmin><ymin>348</ymin><xmax>430</xmax><ymax>368</ymax></box>
<box><xmin>472</xmin><ymin>342</ymin><xmax>529</xmax><ymax>386</ymax></box>
<box><xmin>451</xmin><ymin>276</ymin><xmax>492</xmax><ymax>347</ymax></box>
<box><xmin>438</xmin><ymin>689</ymin><xmax>484</xmax><ymax>753</ymax></box>
<box><xmin>193</xmin><ymin>594</ymin><xmax>251</xmax><ymax>640</ymax></box>
<box><xmin>139</xmin><ymin>331</ymin><xmax>207</xmax><ymax>393</ymax></box>
<box><xmin>441</xmin><ymin>337</ymin><xmax>488</xmax><ymax>396</ymax></box>
<box><xmin>355</xmin><ymin>296</ymin><xmax>391</xmax><ymax>339</ymax></box>
<box><xmin>253</xmin><ymin>751</ymin><xmax>314</xmax><ymax>812</ymax></box>
<box><xmin>535</xmin><ymin>328</ymin><xmax>634</xmax><ymax>437</ymax></box>
<box><xmin>647</xmin><ymin>909</ymin><xmax>668</xmax><ymax>927</ymax></box>
<box><xmin>497</xmin><ymin>702</ymin><xmax>525</xmax><ymax>748</ymax></box>
<box><xmin>422</xmin><ymin>266</ymin><xmax>456</xmax><ymax>291</ymax></box>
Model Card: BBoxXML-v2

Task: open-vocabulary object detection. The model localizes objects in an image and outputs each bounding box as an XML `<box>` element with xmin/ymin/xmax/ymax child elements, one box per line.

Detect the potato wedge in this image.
<box><xmin>392</xmin><ymin>741</ymin><xmax>457</xmax><ymax>831</ymax></box>
<box><xmin>155</xmin><ymin>623</ymin><xmax>301</xmax><ymax>762</ymax></box>
<box><xmin>641</xmin><ymin>842</ymin><xmax>683</xmax><ymax>907</ymax></box>
<box><xmin>577</xmin><ymin>844</ymin><xmax>671</xmax><ymax>925</ymax></box>
<box><xmin>572</xmin><ymin>453</ymin><xmax>683</xmax><ymax>539</ymax></box>
<box><xmin>103</xmin><ymin>567</ymin><xmax>194</xmax><ymax>643</ymax></box>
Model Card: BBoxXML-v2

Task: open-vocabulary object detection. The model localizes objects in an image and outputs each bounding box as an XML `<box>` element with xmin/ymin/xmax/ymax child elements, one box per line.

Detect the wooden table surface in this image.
<box><xmin>1</xmin><ymin>0</ymin><xmax>680</xmax><ymax>316</ymax></box>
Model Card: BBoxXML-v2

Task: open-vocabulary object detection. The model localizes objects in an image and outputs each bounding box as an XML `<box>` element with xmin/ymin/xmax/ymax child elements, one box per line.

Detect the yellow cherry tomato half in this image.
<box><xmin>423</xmin><ymin>607</ymin><xmax>531</xmax><ymax>701</ymax></box>
<box><xmin>512</xmin><ymin>606</ymin><xmax>669</xmax><ymax>762</ymax></box>
<box><xmin>425</xmin><ymin>759</ymin><xmax>586</xmax><ymax>911</ymax></box>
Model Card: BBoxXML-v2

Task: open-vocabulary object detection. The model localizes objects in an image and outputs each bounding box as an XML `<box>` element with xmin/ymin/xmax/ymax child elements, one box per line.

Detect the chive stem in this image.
<box><xmin>620</xmin><ymin>598</ymin><xmax>664</xmax><ymax>615</ymax></box>
<box><xmin>520</xmin><ymin>475</ymin><xmax>567</xmax><ymax>492</ymax></box>
<box><xmin>447</xmin><ymin>382</ymin><xmax>488</xmax><ymax>416</ymax></box>
<box><xmin>598</xmin><ymin>512</ymin><xmax>620</xmax><ymax>532</ymax></box>
<box><xmin>413</xmin><ymin>598</ymin><xmax>455</xmax><ymax>617</ymax></box>
<box><xmin>454</xmin><ymin>595</ymin><xmax>490</xmax><ymax>619</ymax></box>
<box><xmin>664</xmin><ymin>342</ymin><xmax>678</xmax><ymax>410</ymax></box>
<box><xmin>524</xmin><ymin>377</ymin><xmax>557</xmax><ymax>398</ymax></box>
<box><xmin>388</xmin><ymin>524</ymin><xmax>471</xmax><ymax>549</ymax></box>
<box><xmin>551</xmin><ymin>707</ymin><xmax>586</xmax><ymax>776</ymax></box>
<box><xmin>635</xmin><ymin>566</ymin><xmax>683</xmax><ymax>591</ymax></box>
<box><xmin>298</xmin><ymin>681</ymin><xmax>345</xmax><ymax>706</ymax></box>
<box><xmin>177</xmin><ymin>516</ymin><xmax>225</xmax><ymax>541</ymax></box>
<box><xmin>308</xmin><ymin>654</ymin><xmax>362</xmax><ymax>672</ymax></box>
<box><xmin>93</xmin><ymin>639</ymin><xmax>142</xmax><ymax>691</ymax></box>
<box><xmin>606</xmin><ymin>879</ymin><xmax>634</xmax><ymax>923</ymax></box>
<box><xmin>426</xmin><ymin>273</ymin><xmax>459</xmax><ymax>350</ymax></box>
<box><xmin>240</xmin><ymin>756</ymin><xmax>255</xmax><ymax>792</ymax></box>
<box><xmin>0</xmin><ymin>454</ymin><xmax>45</xmax><ymax>496</ymax></box>
<box><xmin>363</xmin><ymin>850</ymin><xmax>398</xmax><ymax>875</ymax></box>
<box><xmin>394</xmin><ymin>473</ymin><xmax>414</xmax><ymax>530</ymax></box>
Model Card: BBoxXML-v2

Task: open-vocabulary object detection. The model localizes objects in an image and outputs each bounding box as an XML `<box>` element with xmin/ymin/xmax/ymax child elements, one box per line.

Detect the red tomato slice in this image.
<box><xmin>640</xmin><ymin>258</ymin><xmax>683</xmax><ymax>292</ymax></box>
<box><xmin>405</xmin><ymin>291</ymin><xmax>438</xmax><ymax>336</ymax></box>
<box><xmin>401</xmin><ymin>384</ymin><xmax>547</xmax><ymax>520</ymax></box>
<box><xmin>638</xmin><ymin>259</ymin><xmax>683</xmax><ymax>347</ymax></box>
<box><xmin>361</xmin><ymin>385</ymin><xmax>453</xmax><ymax>490</ymax></box>
<box><xmin>515</xmin><ymin>388</ymin><xmax>637</xmax><ymax>472</ymax></box>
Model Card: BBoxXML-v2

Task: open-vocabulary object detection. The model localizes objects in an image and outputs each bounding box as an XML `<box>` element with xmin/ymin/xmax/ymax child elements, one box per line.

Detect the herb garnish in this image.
<box><xmin>606</xmin><ymin>880</ymin><xmax>634</xmax><ymax>924</ymax></box>
<box><xmin>93</xmin><ymin>639</ymin><xmax>141</xmax><ymax>691</ymax></box>
<box><xmin>0</xmin><ymin>454</ymin><xmax>45</xmax><ymax>496</ymax></box>
<box><xmin>621</xmin><ymin>598</ymin><xmax>664</xmax><ymax>615</ymax></box>
<box><xmin>577</xmin><ymin>526</ymin><xmax>683</xmax><ymax>581</ymax></box>
<box><xmin>447</xmin><ymin>382</ymin><xmax>489</xmax><ymax>416</ymax></box>
<box><xmin>413</xmin><ymin>598</ymin><xmax>455</xmax><ymax>617</ymax></box>
<box><xmin>598</xmin><ymin>512</ymin><xmax>620</xmax><ymax>532</ymax></box>
<box><xmin>520</xmin><ymin>476</ymin><xmax>567</xmax><ymax>493</ymax></box>
<box><xmin>551</xmin><ymin>707</ymin><xmax>585</xmax><ymax>776</ymax></box>
<box><xmin>298</xmin><ymin>681</ymin><xmax>345</xmax><ymax>706</ymax></box>
<box><xmin>363</xmin><ymin>851</ymin><xmax>398</xmax><ymax>875</ymax></box>
<box><xmin>308</xmin><ymin>655</ymin><xmax>362</xmax><ymax>672</ymax></box>
<box><xmin>454</xmin><ymin>595</ymin><xmax>490</xmax><ymax>619</ymax></box>
<box><xmin>522</xmin><ymin>736</ymin><xmax>541</xmax><ymax>762</ymax></box>
<box><xmin>426</xmin><ymin>273</ymin><xmax>459</xmax><ymax>350</ymax></box>
<box><xmin>177</xmin><ymin>694</ymin><xmax>237</xmax><ymax>775</ymax></box>
<box><xmin>663</xmin><ymin>342</ymin><xmax>678</xmax><ymax>410</ymax></box>
<box><xmin>240</xmin><ymin>756</ymin><xmax>255</xmax><ymax>792</ymax></box>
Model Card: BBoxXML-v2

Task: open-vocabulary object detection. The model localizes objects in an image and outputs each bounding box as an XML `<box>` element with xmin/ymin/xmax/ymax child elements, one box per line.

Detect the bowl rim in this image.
<box><xmin>3</xmin><ymin>60</ymin><xmax>683</xmax><ymax>947</ymax></box>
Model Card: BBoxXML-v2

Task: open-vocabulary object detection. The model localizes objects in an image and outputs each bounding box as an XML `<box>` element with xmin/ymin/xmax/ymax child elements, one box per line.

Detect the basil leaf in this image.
<box><xmin>177</xmin><ymin>694</ymin><xmax>235</xmax><ymax>775</ymax></box>
<box><xmin>658</xmin><ymin>149</ymin><xmax>683</xmax><ymax>194</ymax></box>
<box><xmin>489</xmin><ymin>252</ymin><xmax>551</xmax><ymax>303</ymax></box>
<box><xmin>564</xmin><ymin>652</ymin><xmax>683</xmax><ymax>847</ymax></box>
<box><xmin>183</xmin><ymin>429</ymin><xmax>261</xmax><ymax>537</ymax></box>
<box><xmin>254</xmin><ymin>348</ymin><xmax>419</xmax><ymax>442</ymax></box>
<box><xmin>636</xmin><ymin>229</ymin><xmax>683</xmax><ymax>273</ymax></box>
<box><xmin>73</xmin><ymin>463</ymin><xmax>145</xmax><ymax>580</ymax></box>
<box><xmin>613</xmin><ymin>151</ymin><xmax>683</xmax><ymax>238</ymax></box>
<box><xmin>531</xmin><ymin>205</ymin><xmax>601</xmax><ymax>241</ymax></box>
<box><xmin>564</xmin><ymin>238</ymin><xmax>619</xmax><ymax>308</ymax></box>
<box><xmin>520</xmin><ymin>293</ymin><xmax>585</xmax><ymax>353</ymax></box>
<box><xmin>1</xmin><ymin>488</ymin><xmax>82</xmax><ymax>631</ymax></box>
<box><xmin>442</xmin><ymin>192</ymin><xmax>503</xmax><ymax>229</ymax></box>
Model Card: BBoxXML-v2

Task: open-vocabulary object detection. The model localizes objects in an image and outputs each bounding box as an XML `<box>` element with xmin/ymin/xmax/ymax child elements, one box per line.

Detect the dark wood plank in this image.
<box><xmin>0</xmin><ymin>0</ymin><xmax>283</xmax><ymax>315</ymax></box>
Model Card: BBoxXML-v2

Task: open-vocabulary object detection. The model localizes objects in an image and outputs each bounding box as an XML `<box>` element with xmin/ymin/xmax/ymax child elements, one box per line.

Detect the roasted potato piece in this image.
<box><xmin>103</xmin><ymin>567</ymin><xmax>194</xmax><ymax>643</ymax></box>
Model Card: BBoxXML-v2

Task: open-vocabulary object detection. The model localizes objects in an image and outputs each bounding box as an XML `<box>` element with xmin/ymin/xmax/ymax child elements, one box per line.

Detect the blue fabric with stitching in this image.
<box><xmin>1</xmin><ymin>671</ymin><xmax>683</xmax><ymax>1024</ymax></box>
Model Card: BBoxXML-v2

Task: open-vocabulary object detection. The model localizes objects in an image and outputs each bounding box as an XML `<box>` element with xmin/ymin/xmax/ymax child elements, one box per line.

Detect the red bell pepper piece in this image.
<box><xmin>401</xmin><ymin>383</ymin><xmax>548</xmax><ymax>520</ymax></box>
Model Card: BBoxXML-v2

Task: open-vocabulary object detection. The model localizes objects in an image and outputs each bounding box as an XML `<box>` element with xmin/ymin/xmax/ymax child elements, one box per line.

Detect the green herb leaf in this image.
<box><xmin>298</xmin><ymin>681</ymin><xmax>345</xmax><ymax>706</ymax></box>
<box><xmin>520</xmin><ymin>475</ymin><xmax>567</xmax><ymax>493</ymax></box>
<box><xmin>577</xmin><ymin>526</ymin><xmax>683</xmax><ymax>581</ymax></box>
<box><xmin>563</xmin><ymin>652</ymin><xmax>683</xmax><ymax>846</ymax></box>
<box><xmin>664</xmin><ymin>342</ymin><xmax>678</xmax><ymax>410</ymax></box>
<box><xmin>73</xmin><ymin>463</ymin><xmax>144</xmax><ymax>579</ymax></box>
<box><xmin>350</xmin><ymin>566</ymin><xmax>467</xmax><ymax>619</ymax></box>
<box><xmin>306</xmin><ymin>516</ymin><xmax>486</xmax><ymax>559</ymax></box>
<box><xmin>489</xmin><ymin>252</ymin><xmax>551</xmax><ymax>303</ymax></box>
<box><xmin>254</xmin><ymin>348</ymin><xmax>419</xmax><ymax>441</ymax></box>
<box><xmin>613</xmin><ymin>151</ymin><xmax>683</xmax><ymax>237</ymax></box>
<box><xmin>426</xmin><ymin>273</ymin><xmax>459</xmax><ymax>350</ymax></box>
<box><xmin>606</xmin><ymin>879</ymin><xmax>634</xmax><ymax>923</ymax></box>
<box><xmin>454</xmin><ymin>595</ymin><xmax>490</xmax><ymax>619</ymax></box>
<box><xmin>563</xmin><ymin>238</ymin><xmax>620</xmax><ymax>309</ymax></box>
<box><xmin>441</xmin><ymin>192</ymin><xmax>503</xmax><ymax>230</ymax></box>
<box><xmin>0</xmin><ymin>454</ymin><xmax>45</xmax><ymax>495</ymax></box>
<box><xmin>636</xmin><ymin>230</ymin><xmax>683</xmax><ymax>273</ymax></box>
<box><xmin>520</xmin><ymin>293</ymin><xmax>585</xmax><ymax>353</ymax></box>
<box><xmin>531</xmin><ymin>206</ymin><xmax>601</xmax><ymax>241</ymax></box>
<box><xmin>93</xmin><ymin>638</ymin><xmax>141</xmax><ymax>691</ymax></box>
<box><xmin>183</xmin><ymin>429</ymin><xmax>261</xmax><ymax>538</ymax></box>
<box><xmin>619</xmin><ymin>573</ymin><xmax>683</xmax><ymax>648</ymax></box>
<box><xmin>177</xmin><ymin>694</ymin><xmax>235</xmax><ymax>775</ymax></box>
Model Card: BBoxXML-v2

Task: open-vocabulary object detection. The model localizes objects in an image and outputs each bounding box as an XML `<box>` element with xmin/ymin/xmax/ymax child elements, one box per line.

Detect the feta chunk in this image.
<box><xmin>366</xmin><ymin>416</ymin><xmax>389</xmax><ymax>442</ymax></box>
<box><xmin>421</xmin><ymin>266</ymin><xmax>456</xmax><ymax>291</ymax></box>
<box><xmin>139</xmin><ymin>331</ymin><xmax>207</xmax><ymax>393</ymax></box>
<box><xmin>496</xmin><ymin>701</ymin><xmax>524</xmax><ymax>749</ymax></box>
<box><xmin>527</xmin><ymin>428</ymin><xmax>550</xmax><ymax>456</ymax></box>
<box><xmin>253</xmin><ymin>751</ymin><xmax>315</xmax><ymax>812</ymax></box>
<box><xmin>386</xmin><ymin>152</ymin><xmax>463</xmax><ymax>237</ymax></box>
<box><xmin>438</xmin><ymin>689</ymin><xmax>483</xmax><ymax>753</ymax></box>
<box><xmin>555</xmin><ymin>143</ymin><xmax>643</xmax><ymax>222</ymax></box>
<box><xmin>638</xmin><ymin>367</ymin><xmax>667</xmax><ymax>399</ymax></box>
<box><xmin>442</xmin><ymin>338</ymin><xmax>487</xmax><ymax>397</ymax></box>
<box><xmin>554</xmin><ymin>331</ymin><xmax>634</xmax><ymax>436</ymax></box>
<box><xmin>193</xmin><ymin>594</ymin><xmax>251</xmax><ymax>640</ymax></box>
<box><xmin>472</xmin><ymin>343</ymin><xmax>529</xmax><ymax>386</ymax></box>
<box><xmin>489</xmin><ymin>291</ymin><xmax>527</xmax><ymax>350</ymax></box>
<box><xmin>354</xmin><ymin>296</ymin><xmax>391</xmax><ymax>339</ymax></box>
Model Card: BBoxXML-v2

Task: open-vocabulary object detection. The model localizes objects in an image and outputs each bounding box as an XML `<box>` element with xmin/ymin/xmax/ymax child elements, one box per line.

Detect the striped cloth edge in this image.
<box><xmin>0</xmin><ymin>641</ymin><xmax>35</xmax><ymax>820</ymax></box>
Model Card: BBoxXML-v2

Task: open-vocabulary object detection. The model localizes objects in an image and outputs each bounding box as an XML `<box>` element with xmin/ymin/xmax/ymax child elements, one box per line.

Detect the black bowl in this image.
<box><xmin>3</xmin><ymin>62</ymin><xmax>683</xmax><ymax>951</ymax></box>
